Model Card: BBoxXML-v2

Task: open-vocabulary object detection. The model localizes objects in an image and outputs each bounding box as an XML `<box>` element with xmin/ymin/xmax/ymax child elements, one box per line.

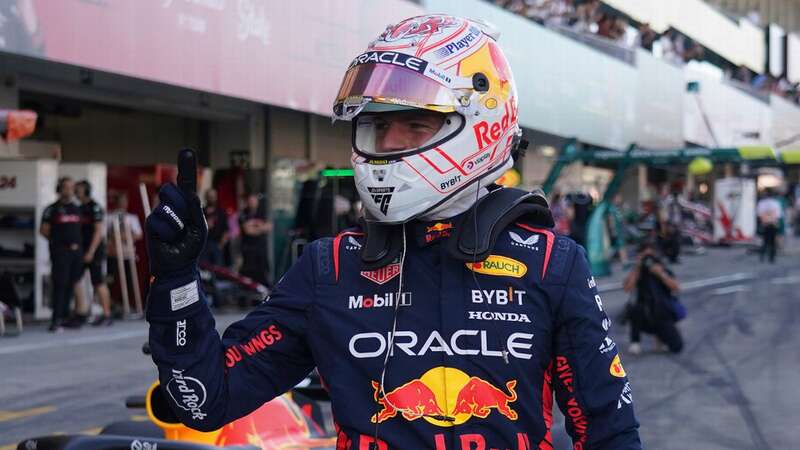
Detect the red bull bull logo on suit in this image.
<box><xmin>370</xmin><ymin>366</ymin><xmax>518</xmax><ymax>428</ymax></box>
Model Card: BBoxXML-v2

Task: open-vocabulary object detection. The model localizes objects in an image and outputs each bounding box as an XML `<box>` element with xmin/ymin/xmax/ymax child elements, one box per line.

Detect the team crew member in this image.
<box><xmin>107</xmin><ymin>192</ymin><xmax>143</xmax><ymax>306</ymax></box>
<box><xmin>76</xmin><ymin>180</ymin><xmax>114</xmax><ymax>326</ymax></box>
<box><xmin>200</xmin><ymin>188</ymin><xmax>229</xmax><ymax>267</ymax></box>
<box><xmin>41</xmin><ymin>177</ymin><xmax>84</xmax><ymax>333</ymax></box>
<box><xmin>238</xmin><ymin>193</ymin><xmax>271</xmax><ymax>285</ymax></box>
<box><xmin>146</xmin><ymin>15</ymin><xmax>640</xmax><ymax>449</ymax></box>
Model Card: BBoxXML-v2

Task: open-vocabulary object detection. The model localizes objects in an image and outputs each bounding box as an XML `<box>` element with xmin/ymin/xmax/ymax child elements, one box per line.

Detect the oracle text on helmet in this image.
<box><xmin>350</xmin><ymin>51</ymin><xmax>428</xmax><ymax>74</ymax></box>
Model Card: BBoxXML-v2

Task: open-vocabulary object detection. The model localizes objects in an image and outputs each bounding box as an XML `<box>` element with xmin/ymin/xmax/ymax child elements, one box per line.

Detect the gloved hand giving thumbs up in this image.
<box><xmin>145</xmin><ymin>148</ymin><xmax>207</xmax><ymax>279</ymax></box>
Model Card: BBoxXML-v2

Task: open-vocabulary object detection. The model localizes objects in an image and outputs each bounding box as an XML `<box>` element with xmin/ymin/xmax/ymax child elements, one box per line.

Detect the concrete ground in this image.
<box><xmin>1</xmin><ymin>241</ymin><xmax>798</xmax><ymax>450</ymax></box>
<box><xmin>550</xmin><ymin>241</ymin><xmax>800</xmax><ymax>450</ymax></box>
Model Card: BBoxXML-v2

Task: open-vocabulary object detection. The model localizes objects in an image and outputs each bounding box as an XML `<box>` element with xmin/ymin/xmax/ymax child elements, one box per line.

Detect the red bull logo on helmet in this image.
<box><xmin>472</xmin><ymin>98</ymin><xmax>518</xmax><ymax>150</ymax></box>
<box><xmin>370</xmin><ymin>366</ymin><xmax>518</xmax><ymax>427</ymax></box>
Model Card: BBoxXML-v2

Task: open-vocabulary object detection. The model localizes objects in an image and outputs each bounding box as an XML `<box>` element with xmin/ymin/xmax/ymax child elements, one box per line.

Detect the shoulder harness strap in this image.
<box><xmin>446</xmin><ymin>187</ymin><xmax>554</xmax><ymax>262</ymax></box>
<box><xmin>358</xmin><ymin>219</ymin><xmax>404</xmax><ymax>271</ymax></box>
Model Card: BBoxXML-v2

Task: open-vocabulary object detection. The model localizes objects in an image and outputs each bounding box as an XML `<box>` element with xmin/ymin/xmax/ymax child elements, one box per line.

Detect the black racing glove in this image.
<box><xmin>145</xmin><ymin>149</ymin><xmax>207</xmax><ymax>280</ymax></box>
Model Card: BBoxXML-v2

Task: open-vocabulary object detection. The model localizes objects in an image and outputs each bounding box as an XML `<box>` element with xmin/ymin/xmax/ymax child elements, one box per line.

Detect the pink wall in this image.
<box><xmin>10</xmin><ymin>0</ymin><xmax>422</xmax><ymax>116</ymax></box>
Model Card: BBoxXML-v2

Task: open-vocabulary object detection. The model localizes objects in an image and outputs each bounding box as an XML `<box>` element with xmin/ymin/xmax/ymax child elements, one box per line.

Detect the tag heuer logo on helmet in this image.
<box><xmin>466</xmin><ymin>255</ymin><xmax>527</xmax><ymax>278</ymax></box>
<box><xmin>360</xmin><ymin>263</ymin><xmax>401</xmax><ymax>285</ymax></box>
<box><xmin>367</xmin><ymin>186</ymin><xmax>394</xmax><ymax>215</ymax></box>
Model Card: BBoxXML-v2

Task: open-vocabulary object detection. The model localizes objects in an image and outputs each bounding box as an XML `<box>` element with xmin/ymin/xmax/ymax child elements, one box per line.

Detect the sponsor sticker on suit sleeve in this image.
<box><xmin>172</xmin><ymin>319</ymin><xmax>193</xmax><ymax>352</ymax></box>
<box><xmin>466</xmin><ymin>255</ymin><xmax>527</xmax><ymax>278</ymax></box>
<box><xmin>165</xmin><ymin>369</ymin><xmax>207</xmax><ymax>420</ymax></box>
<box><xmin>610</xmin><ymin>354</ymin><xmax>626</xmax><ymax>378</ymax></box>
<box><xmin>617</xmin><ymin>381</ymin><xmax>633</xmax><ymax>409</ymax></box>
<box><xmin>171</xmin><ymin>281</ymin><xmax>199</xmax><ymax>311</ymax></box>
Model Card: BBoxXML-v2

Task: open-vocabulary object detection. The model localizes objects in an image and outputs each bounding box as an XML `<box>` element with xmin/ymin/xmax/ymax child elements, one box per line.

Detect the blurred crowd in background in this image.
<box><xmin>492</xmin><ymin>0</ymin><xmax>704</xmax><ymax>61</ymax></box>
<box><xmin>492</xmin><ymin>0</ymin><xmax>800</xmax><ymax>103</ymax></box>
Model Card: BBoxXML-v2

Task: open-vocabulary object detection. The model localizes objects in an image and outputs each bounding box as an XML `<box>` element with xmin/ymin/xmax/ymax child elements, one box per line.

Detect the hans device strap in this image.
<box><xmin>359</xmin><ymin>187</ymin><xmax>554</xmax><ymax>268</ymax></box>
<box><xmin>359</xmin><ymin>218</ymin><xmax>405</xmax><ymax>271</ymax></box>
<box><xmin>447</xmin><ymin>187</ymin><xmax>553</xmax><ymax>262</ymax></box>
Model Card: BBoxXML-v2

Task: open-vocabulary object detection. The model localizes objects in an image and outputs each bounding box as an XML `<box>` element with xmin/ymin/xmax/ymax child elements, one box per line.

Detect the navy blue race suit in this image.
<box><xmin>147</xmin><ymin>201</ymin><xmax>640</xmax><ymax>450</ymax></box>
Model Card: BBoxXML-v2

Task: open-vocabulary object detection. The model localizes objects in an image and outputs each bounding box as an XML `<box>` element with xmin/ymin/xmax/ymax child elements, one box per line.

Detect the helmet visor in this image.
<box><xmin>333</xmin><ymin>62</ymin><xmax>458</xmax><ymax>121</ymax></box>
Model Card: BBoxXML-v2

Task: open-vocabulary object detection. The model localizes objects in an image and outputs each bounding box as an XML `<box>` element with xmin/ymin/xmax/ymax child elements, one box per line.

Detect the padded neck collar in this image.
<box><xmin>359</xmin><ymin>187</ymin><xmax>554</xmax><ymax>269</ymax></box>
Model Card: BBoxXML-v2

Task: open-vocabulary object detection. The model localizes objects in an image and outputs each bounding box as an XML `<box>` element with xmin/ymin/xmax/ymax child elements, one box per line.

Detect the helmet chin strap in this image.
<box><xmin>420</xmin><ymin>185</ymin><xmax>489</xmax><ymax>221</ymax></box>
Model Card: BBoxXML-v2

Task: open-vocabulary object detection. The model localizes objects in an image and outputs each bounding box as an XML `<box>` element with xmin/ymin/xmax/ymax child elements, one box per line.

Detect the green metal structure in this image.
<box><xmin>541</xmin><ymin>143</ymin><xmax>790</xmax><ymax>275</ymax></box>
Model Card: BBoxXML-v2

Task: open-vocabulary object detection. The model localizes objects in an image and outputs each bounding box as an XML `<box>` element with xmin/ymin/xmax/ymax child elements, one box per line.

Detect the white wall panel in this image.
<box><xmin>425</xmin><ymin>0</ymin><xmax>637</xmax><ymax>150</ymax></box>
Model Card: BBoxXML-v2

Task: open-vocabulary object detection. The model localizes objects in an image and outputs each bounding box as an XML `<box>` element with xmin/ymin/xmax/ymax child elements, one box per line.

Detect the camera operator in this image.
<box><xmin>623</xmin><ymin>240</ymin><xmax>683</xmax><ymax>355</ymax></box>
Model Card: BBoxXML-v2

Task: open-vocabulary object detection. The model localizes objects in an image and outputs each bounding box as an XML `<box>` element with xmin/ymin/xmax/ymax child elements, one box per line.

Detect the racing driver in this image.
<box><xmin>146</xmin><ymin>14</ymin><xmax>641</xmax><ymax>449</ymax></box>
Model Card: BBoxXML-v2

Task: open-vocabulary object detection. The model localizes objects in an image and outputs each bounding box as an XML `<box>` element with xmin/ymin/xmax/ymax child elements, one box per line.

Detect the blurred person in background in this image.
<box><xmin>567</xmin><ymin>191</ymin><xmax>592</xmax><ymax>247</ymax></box>
<box><xmin>544</xmin><ymin>0</ymin><xmax>576</xmax><ymax>27</ymax></box>
<box><xmin>549</xmin><ymin>188</ymin><xmax>572</xmax><ymax>235</ymax></box>
<box><xmin>734</xmin><ymin>65</ymin><xmax>753</xmax><ymax>84</ymax></box>
<box><xmin>635</xmin><ymin>22</ymin><xmax>657</xmax><ymax>52</ymax></box>
<box><xmin>658</xmin><ymin>185</ymin><xmax>683</xmax><ymax>263</ymax></box>
<box><xmin>596</xmin><ymin>12</ymin><xmax>615</xmax><ymax>39</ymax></box>
<box><xmin>107</xmin><ymin>192</ymin><xmax>143</xmax><ymax>304</ymax></box>
<box><xmin>611</xmin><ymin>15</ymin><xmax>629</xmax><ymax>43</ymax></box>
<box><xmin>239</xmin><ymin>193</ymin><xmax>272</xmax><ymax>286</ymax></box>
<box><xmin>757</xmin><ymin>188</ymin><xmax>782</xmax><ymax>263</ymax></box>
<box><xmin>75</xmin><ymin>180</ymin><xmax>113</xmax><ymax>326</ymax></box>
<box><xmin>522</xmin><ymin>0</ymin><xmax>549</xmax><ymax>24</ymax></box>
<box><xmin>201</xmin><ymin>188</ymin><xmax>229</xmax><ymax>267</ymax></box>
<box><xmin>40</xmin><ymin>177</ymin><xmax>83</xmax><ymax>332</ymax></box>
<box><xmin>623</xmin><ymin>240</ymin><xmax>683</xmax><ymax>355</ymax></box>
<box><xmin>573</xmin><ymin>0</ymin><xmax>600</xmax><ymax>33</ymax></box>
<box><xmin>660</xmin><ymin>29</ymin><xmax>685</xmax><ymax>65</ymax></box>
<box><xmin>682</xmin><ymin>39</ymin><xmax>705</xmax><ymax>63</ymax></box>
<box><xmin>504</xmin><ymin>0</ymin><xmax>526</xmax><ymax>15</ymax></box>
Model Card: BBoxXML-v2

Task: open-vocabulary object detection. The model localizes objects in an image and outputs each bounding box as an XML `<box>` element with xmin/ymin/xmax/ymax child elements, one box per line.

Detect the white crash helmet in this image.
<box><xmin>333</xmin><ymin>14</ymin><xmax>522</xmax><ymax>224</ymax></box>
